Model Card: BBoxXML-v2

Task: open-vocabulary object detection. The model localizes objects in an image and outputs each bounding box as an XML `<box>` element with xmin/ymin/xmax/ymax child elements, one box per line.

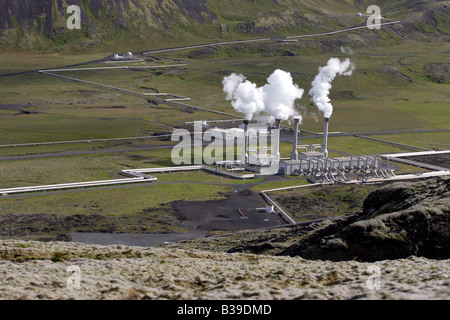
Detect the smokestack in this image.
<box><xmin>273</xmin><ymin>119</ymin><xmax>281</xmax><ymax>164</ymax></box>
<box><xmin>322</xmin><ymin>117</ymin><xmax>329</xmax><ymax>159</ymax></box>
<box><xmin>241</xmin><ymin>119</ymin><xmax>249</xmax><ymax>164</ymax></box>
<box><xmin>275</xmin><ymin>118</ymin><xmax>281</xmax><ymax>130</ymax></box>
<box><xmin>291</xmin><ymin>117</ymin><xmax>300</xmax><ymax>160</ymax></box>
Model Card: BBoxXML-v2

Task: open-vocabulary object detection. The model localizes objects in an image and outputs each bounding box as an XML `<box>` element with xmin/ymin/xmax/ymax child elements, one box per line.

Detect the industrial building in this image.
<box><xmin>209</xmin><ymin>117</ymin><xmax>392</xmax><ymax>182</ymax></box>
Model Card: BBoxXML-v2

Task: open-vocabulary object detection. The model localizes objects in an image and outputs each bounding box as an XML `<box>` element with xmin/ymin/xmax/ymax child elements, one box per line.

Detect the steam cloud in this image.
<box><xmin>308</xmin><ymin>58</ymin><xmax>354</xmax><ymax>119</ymax></box>
<box><xmin>222</xmin><ymin>69</ymin><xmax>304</xmax><ymax>123</ymax></box>
<box><xmin>340</xmin><ymin>46</ymin><xmax>353</xmax><ymax>55</ymax></box>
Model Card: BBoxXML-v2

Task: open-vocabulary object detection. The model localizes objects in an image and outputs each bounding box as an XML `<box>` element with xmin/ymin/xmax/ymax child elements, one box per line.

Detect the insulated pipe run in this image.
<box><xmin>291</xmin><ymin>117</ymin><xmax>300</xmax><ymax>160</ymax></box>
<box><xmin>322</xmin><ymin>117</ymin><xmax>329</xmax><ymax>159</ymax></box>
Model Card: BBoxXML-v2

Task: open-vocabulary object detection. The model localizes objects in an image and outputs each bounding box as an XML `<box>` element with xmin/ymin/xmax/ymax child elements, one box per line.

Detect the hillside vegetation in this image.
<box><xmin>0</xmin><ymin>0</ymin><xmax>448</xmax><ymax>52</ymax></box>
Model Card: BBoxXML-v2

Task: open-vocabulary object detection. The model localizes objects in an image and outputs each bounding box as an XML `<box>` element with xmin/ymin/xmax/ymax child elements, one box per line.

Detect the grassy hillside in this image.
<box><xmin>0</xmin><ymin>0</ymin><xmax>448</xmax><ymax>53</ymax></box>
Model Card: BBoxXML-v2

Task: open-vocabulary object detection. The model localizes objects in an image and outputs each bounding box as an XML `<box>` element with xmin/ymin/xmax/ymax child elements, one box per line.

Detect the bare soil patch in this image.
<box><xmin>172</xmin><ymin>187</ymin><xmax>287</xmax><ymax>233</ymax></box>
<box><xmin>405</xmin><ymin>153</ymin><xmax>449</xmax><ymax>169</ymax></box>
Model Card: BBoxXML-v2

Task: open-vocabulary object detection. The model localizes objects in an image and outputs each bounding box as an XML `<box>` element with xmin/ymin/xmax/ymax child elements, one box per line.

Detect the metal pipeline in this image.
<box><xmin>312</xmin><ymin>144</ymin><xmax>322</xmax><ymax>152</ymax></box>
<box><xmin>318</xmin><ymin>158</ymin><xmax>325</xmax><ymax>172</ymax></box>
<box><xmin>357</xmin><ymin>156</ymin><xmax>367</xmax><ymax>171</ymax></box>
<box><xmin>334</xmin><ymin>158</ymin><xmax>343</xmax><ymax>171</ymax></box>
<box><xmin>374</xmin><ymin>156</ymin><xmax>382</xmax><ymax>169</ymax></box>
<box><xmin>367</xmin><ymin>156</ymin><xmax>374</xmax><ymax>169</ymax></box>
<box><xmin>307</xmin><ymin>159</ymin><xmax>313</xmax><ymax>173</ymax></box>
<box><xmin>297</xmin><ymin>145</ymin><xmax>309</xmax><ymax>153</ymax></box>
<box><xmin>327</xmin><ymin>158</ymin><xmax>337</xmax><ymax>172</ymax></box>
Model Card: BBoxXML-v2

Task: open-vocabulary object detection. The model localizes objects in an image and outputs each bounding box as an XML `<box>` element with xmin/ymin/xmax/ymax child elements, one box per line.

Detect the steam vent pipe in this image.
<box><xmin>323</xmin><ymin>117</ymin><xmax>329</xmax><ymax>159</ymax></box>
<box><xmin>275</xmin><ymin>118</ymin><xmax>281</xmax><ymax>130</ymax></box>
<box><xmin>274</xmin><ymin>119</ymin><xmax>281</xmax><ymax>162</ymax></box>
<box><xmin>291</xmin><ymin>117</ymin><xmax>300</xmax><ymax>160</ymax></box>
<box><xmin>242</xmin><ymin>119</ymin><xmax>249</xmax><ymax>164</ymax></box>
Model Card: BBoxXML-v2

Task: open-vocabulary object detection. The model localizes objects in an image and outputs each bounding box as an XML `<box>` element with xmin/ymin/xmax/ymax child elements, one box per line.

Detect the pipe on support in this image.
<box><xmin>367</xmin><ymin>156</ymin><xmax>374</xmax><ymax>169</ymax></box>
<box><xmin>297</xmin><ymin>145</ymin><xmax>310</xmax><ymax>153</ymax></box>
<box><xmin>318</xmin><ymin>158</ymin><xmax>325</xmax><ymax>172</ymax></box>
<box><xmin>357</xmin><ymin>156</ymin><xmax>367</xmax><ymax>171</ymax></box>
<box><xmin>374</xmin><ymin>156</ymin><xmax>382</xmax><ymax>169</ymax></box>
<box><xmin>312</xmin><ymin>144</ymin><xmax>322</xmax><ymax>152</ymax></box>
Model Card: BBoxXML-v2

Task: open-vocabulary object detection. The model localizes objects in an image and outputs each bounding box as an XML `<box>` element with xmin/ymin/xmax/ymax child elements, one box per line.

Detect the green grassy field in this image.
<box><xmin>150</xmin><ymin>170</ymin><xmax>263</xmax><ymax>184</ymax></box>
<box><xmin>268</xmin><ymin>183</ymin><xmax>382</xmax><ymax>222</ymax></box>
<box><xmin>0</xmin><ymin>183</ymin><xmax>231</xmax><ymax>216</ymax></box>
<box><xmin>0</xmin><ymin>182</ymin><xmax>232</xmax><ymax>239</ymax></box>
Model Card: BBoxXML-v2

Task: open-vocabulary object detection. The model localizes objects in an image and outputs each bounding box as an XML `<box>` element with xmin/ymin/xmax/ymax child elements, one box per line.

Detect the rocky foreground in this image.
<box><xmin>0</xmin><ymin>177</ymin><xmax>449</xmax><ymax>300</ymax></box>
<box><xmin>232</xmin><ymin>177</ymin><xmax>450</xmax><ymax>262</ymax></box>
<box><xmin>0</xmin><ymin>240</ymin><xmax>449</xmax><ymax>300</ymax></box>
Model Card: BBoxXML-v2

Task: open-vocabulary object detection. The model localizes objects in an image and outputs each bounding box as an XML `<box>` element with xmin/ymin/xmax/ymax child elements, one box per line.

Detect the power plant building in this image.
<box><xmin>214</xmin><ymin>118</ymin><xmax>388</xmax><ymax>182</ymax></box>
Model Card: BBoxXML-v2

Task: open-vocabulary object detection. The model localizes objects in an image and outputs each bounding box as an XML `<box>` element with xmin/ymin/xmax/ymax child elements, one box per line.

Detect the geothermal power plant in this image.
<box><xmin>213</xmin><ymin>117</ymin><xmax>388</xmax><ymax>183</ymax></box>
<box><xmin>1</xmin><ymin>58</ymin><xmax>445</xmax><ymax>200</ymax></box>
<box><xmin>215</xmin><ymin>59</ymin><xmax>392</xmax><ymax>182</ymax></box>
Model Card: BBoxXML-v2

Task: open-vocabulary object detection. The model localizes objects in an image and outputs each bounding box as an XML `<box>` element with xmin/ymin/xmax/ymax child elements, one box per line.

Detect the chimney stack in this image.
<box><xmin>241</xmin><ymin>119</ymin><xmax>249</xmax><ymax>165</ymax></box>
<box><xmin>322</xmin><ymin>117</ymin><xmax>329</xmax><ymax>159</ymax></box>
<box><xmin>291</xmin><ymin>117</ymin><xmax>300</xmax><ymax>160</ymax></box>
<box><xmin>275</xmin><ymin>118</ymin><xmax>281</xmax><ymax>130</ymax></box>
<box><xmin>273</xmin><ymin>119</ymin><xmax>281</xmax><ymax>164</ymax></box>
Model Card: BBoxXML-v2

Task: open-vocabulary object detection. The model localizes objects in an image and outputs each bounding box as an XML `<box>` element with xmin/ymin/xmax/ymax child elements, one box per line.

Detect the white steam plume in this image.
<box><xmin>222</xmin><ymin>73</ymin><xmax>265</xmax><ymax>121</ymax></box>
<box><xmin>223</xmin><ymin>69</ymin><xmax>304</xmax><ymax>123</ymax></box>
<box><xmin>340</xmin><ymin>46</ymin><xmax>353</xmax><ymax>55</ymax></box>
<box><xmin>308</xmin><ymin>58</ymin><xmax>354</xmax><ymax>119</ymax></box>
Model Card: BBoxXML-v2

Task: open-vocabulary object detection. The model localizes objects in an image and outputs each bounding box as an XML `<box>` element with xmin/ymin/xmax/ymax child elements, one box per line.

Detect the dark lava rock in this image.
<box><xmin>279</xmin><ymin>177</ymin><xmax>450</xmax><ymax>262</ymax></box>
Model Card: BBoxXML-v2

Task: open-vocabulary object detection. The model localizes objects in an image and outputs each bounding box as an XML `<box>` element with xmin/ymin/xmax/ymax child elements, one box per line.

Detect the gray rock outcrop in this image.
<box><xmin>280</xmin><ymin>177</ymin><xmax>450</xmax><ymax>261</ymax></box>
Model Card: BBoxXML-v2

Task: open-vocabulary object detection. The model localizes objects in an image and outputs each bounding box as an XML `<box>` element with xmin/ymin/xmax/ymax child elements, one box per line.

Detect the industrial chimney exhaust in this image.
<box><xmin>275</xmin><ymin>118</ymin><xmax>281</xmax><ymax>130</ymax></box>
<box><xmin>291</xmin><ymin>117</ymin><xmax>300</xmax><ymax>161</ymax></box>
<box><xmin>322</xmin><ymin>117</ymin><xmax>329</xmax><ymax>159</ymax></box>
<box><xmin>241</xmin><ymin>119</ymin><xmax>249</xmax><ymax>165</ymax></box>
<box><xmin>273</xmin><ymin>119</ymin><xmax>281</xmax><ymax>164</ymax></box>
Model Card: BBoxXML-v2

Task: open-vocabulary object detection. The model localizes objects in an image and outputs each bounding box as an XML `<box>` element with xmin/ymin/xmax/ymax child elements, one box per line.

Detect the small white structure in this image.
<box><xmin>256</xmin><ymin>205</ymin><xmax>275</xmax><ymax>214</ymax></box>
<box><xmin>112</xmin><ymin>52</ymin><xmax>133</xmax><ymax>61</ymax></box>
